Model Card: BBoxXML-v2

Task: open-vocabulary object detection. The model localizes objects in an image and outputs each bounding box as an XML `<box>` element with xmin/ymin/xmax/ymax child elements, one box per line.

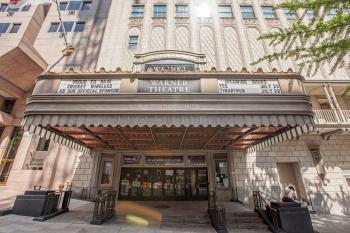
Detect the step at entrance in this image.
<box><xmin>224</xmin><ymin>202</ymin><xmax>270</xmax><ymax>232</ymax></box>
<box><xmin>114</xmin><ymin>201</ymin><xmax>214</xmax><ymax>230</ymax></box>
<box><xmin>113</xmin><ymin>214</ymin><xmax>212</xmax><ymax>226</ymax></box>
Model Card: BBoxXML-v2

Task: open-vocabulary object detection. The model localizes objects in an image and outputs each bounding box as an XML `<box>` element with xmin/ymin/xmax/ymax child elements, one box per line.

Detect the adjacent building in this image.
<box><xmin>0</xmin><ymin>0</ymin><xmax>349</xmax><ymax>216</ymax></box>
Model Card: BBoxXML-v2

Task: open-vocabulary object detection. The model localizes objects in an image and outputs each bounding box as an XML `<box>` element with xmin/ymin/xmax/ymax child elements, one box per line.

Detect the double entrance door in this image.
<box><xmin>119</xmin><ymin>168</ymin><xmax>208</xmax><ymax>201</ymax></box>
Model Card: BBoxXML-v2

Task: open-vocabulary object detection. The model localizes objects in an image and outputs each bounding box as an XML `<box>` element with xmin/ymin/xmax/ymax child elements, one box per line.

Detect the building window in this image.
<box><xmin>74</xmin><ymin>21</ymin><xmax>85</xmax><ymax>32</ymax></box>
<box><xmin>48</xmin><ymin>22</ymin><xmax>60</xmax><ymax>32</ymax></box>
<box><xmin>175</xmin><ymin>5</ymin><xmax>189</xmax><ymax>18</ymax></box>
<box><xmin>59</xmin><ymin>21</ymin><xmax>74</xmax><ymax>32</ymax></box>
<box><xmin>67</xmin><ymin>1</ymin><xmax>82</xmax><ymax>11</ymax></box>
<box><xmin>0</xmin><ymin>3</ymin><xmax>8</xmax><ymax>12</ymax></box>
<box><xmin>262</xmin><ymin>6</ymin><xmax>277</xmax><ymax>19</ymax></box>
<box><xmin>241</xmin><ymin>5</ymin><xmax>255</xmax><ymax>19</ymax></box>
<box><xmin>0</xmin><ymin>127</ymin><xmax>23</xmax><ymax>184</ymax></box>
<box><xmin>327</xmin><ymin>9</ymin><xmax>337</xmax><ymax>19</ymax></box>
<box><xmin>3</xmin><ymin>99</ymin><xmax>15</xmax><ymax>114</ymax></box>
<box><xmin>154</xmin><ymin>4</ymin><xmax>166</xmax><ymax>18</ymax></box>
<box><xmin>306</xmin><ymin>10</ymin><xmax>319</xmax><ymax>19</ymax></box>
<box><xmin>128</xmin><ymin>35</ymin><xmax>138</xmax><ymax>49</ymax></box>
<box><xmin>7</xmin><ymin>7</ymin><xmax>19</xmax><ymax>12</ymax></box>
<box><xmin>215</xmin><ymin>159</ymin><xmax>230</xmax><ymax>188</ymax></box>
<box><xmin>131</xmin><ymin>4</ymin><xmax>144</xmax><ymax>18</ymax></box>
<box><xmin>21</xmin><ymin>4</ymin><xmax>31</xmax><ymax>11</ymax></box>
<box><xmin>341</xmin><ymin>168</ymin><xmax>350</xmax><ymax>187</ymax></box>
<box><xmin>219</xmin><ymin>5</ymin><xmax>233</xmax><ymax>18</ymax></box>
<box><xmin>81</xmin><ymin>1</ymin><xmax>92</xmax><ymax>11</ymax></box>
<box><xmin>284</xmin><ymin>9</ymin><xmax>298</xmax><ymax>20</ymax></box>
<box><xmin>36</xmin><ymin>138</ymin><xmax>50</xmax><ymax>151</ymax></box>
<box><xmin>0</xmin><ymin>23</ymin><xmax>10</xmax><ymax>33</ymax></box>
<box><xmin>9</xmin><ymin>23</ymin><xmax>21</xmax><ymax>33</ymax></box>
<box><xmin>59</xmin><ymin>2</ymin><xmax>68</xmax><ymax>11</ymax></box>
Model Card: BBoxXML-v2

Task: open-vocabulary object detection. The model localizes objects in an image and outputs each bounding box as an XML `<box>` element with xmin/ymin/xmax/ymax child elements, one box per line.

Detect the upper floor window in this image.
<box><xmin>9</xmin><ymin>23</ymin><xmax>21</xmax><ymax>33</ymax></box>
<box><xmin>219</xmin><ymin>5</ymin><xmax>233</xmax><ymax>18</ymax></box>
<box><xmin>283</xmin><ymin>9</ymin><xmax>298</xmax><ymax>20</ymax></box>
<box><xmin>128</xmin><ymin>35</ymin><xmax>138</xmax><ymax>49</ymax></box>
<box><xmin>21</xmin><ymin>4</ymin><xmax>31</xmax><ymax>12</ymax></box>
<box><xmin>48</xmin><ymin>22</ymin><xmax>60</xmax><ymax>32</ymax></box>
<box><xmin>131</xmin><ymin>4</ymin><xmax>144</xmax><ymax>18</ymax></box>
<box><xmin>0</xmin><ymin>23</ymin><xmax>10</xmax><ymax>33</ymax></box>
<box><xmin>154</xmin><ymin>4</ymin><xmax>166</xmax><ymax>18</ymax></box>
<box><xmin>59</xmin><ymin>21</ymin><xmax>74</xmax><ymax>32</ymax></box>
<box><xmin>176</xmin><ymin>5</ymin><xmax>189</xmax><ymax>18</ymax></box>
<box><xmin>262</xmin><ymin>6</ymin><xmax>277</xmax><ymax>19</ymax></box>
<box><xmin>48</xmin><ymin>21</ymin><xmax>85</xmax><ymax>33</ymax></box>
<box><xmin>81</xmin><ymin>1</ymin><xmax>92</xmax><ymax>10</ymax></box>
<box><xmin>240</xmin><ymin>5</ymin><xmax>255</xmax><ymax>19</ymax></box>
<box><xmin>0</xmin><ymin>3</ymin><xmax>8</xmax><ymax>12</ymax></box>
<box><xmin>306</xmin><ymin>10</ymin><xmax>319</xmax><ymax>19</ymax></box>
<box><xmin>36</xmin><ymin>138</ymin><xmax>50</xmax><ymax>151</ymax></box>
<box><xmin>59</xmin><ymin>2</ymin><xmax>68</xmax><ymax>11</ymax></box>
<box><xmin>7</xmin><ymin>7</ymin><xmax>19</xmax><ymax>12</ymax></box>
<box><xmin>74</xmin><ymin>21</ymin><xmax>85</xmax><ymax>32</ymax></box>
<box><xmin>327</xmin><ymin>9</ymin><xmax>337</xmax><ymax>19</ymax></box>
<box><xmin>61</xmin><ymin>1</ymin><xmax>91</xmax><ymax>11</ymax></box>
<box><xmin>67</xmin><ymin>1</ymin><xmax>81</xmax><ymax>10</ymax></box>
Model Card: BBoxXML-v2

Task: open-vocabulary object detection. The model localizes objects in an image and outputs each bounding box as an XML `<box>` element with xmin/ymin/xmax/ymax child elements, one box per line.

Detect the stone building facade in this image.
<box><xmin>0</xmin><ymin>0</ymin><xmax>349</xmax><ymax>217</ymax></box>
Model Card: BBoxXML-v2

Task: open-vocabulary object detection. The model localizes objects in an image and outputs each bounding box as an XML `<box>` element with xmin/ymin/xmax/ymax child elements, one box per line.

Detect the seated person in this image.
<box><xmin>282</xmin><ymin>185</ymin><xmax>298</xmax><ymax>202</ymax></box>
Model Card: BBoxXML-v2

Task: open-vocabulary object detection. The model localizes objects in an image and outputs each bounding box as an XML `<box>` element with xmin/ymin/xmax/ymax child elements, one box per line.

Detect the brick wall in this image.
<box><xmin>234</xmin><ymin>134</ymin><xmax>350</xmax><ymax>216</ymax></box>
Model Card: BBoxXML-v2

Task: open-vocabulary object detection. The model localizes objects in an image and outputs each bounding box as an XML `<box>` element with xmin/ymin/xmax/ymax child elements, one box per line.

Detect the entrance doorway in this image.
<box><xmin>276</xmin><ymin>162</ymin><xmax>307</xmax><ymax>201</ymax></box>
<box><xmin>119</xmin><ymin>168</ymin><xmax>208</xmax><ymax>201</ymax></box>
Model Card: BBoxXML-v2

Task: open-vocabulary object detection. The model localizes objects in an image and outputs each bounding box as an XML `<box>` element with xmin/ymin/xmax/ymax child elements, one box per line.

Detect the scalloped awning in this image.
<box><xmin>23</xmin><ymin>114</ymin><xmax>313</xmax><ymax>128</ymax></box>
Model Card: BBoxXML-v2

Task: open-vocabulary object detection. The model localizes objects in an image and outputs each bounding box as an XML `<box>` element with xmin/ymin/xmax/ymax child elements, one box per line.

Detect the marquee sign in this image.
<box><xmin>218</xmin><ymin>79</ymin><xmax>282</xmax><ymax>95</ymax></box>
<box><xmin>138</xmin><ymin>79</ymin><xmax>200</xmax><ymax>93</ymax></box>
<box><xmin>123</xmin><ymin>155</ymin><xmax>141</xmax><ymax>164</ymax></box>
<box><xmin>145</xmin><ymin>156</ymin><xmax>184</xmax><ymax>165</ymax></box>
<box><xmin>57</xmin><ymin>79</ymin><xmax>121</xmax><ymax>95</ymax></box>
<box><xmin>144</xmin><ymin>63</ymin><xmax>195</xmax><ymax>72</ymax></box>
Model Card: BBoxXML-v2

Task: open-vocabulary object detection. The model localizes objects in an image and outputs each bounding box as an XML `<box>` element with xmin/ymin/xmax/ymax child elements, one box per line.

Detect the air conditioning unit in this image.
<box><xmin>7</xmin><ymin>11</ymin><xmax>14</xmax><ymax>17</ymax></box>
<box><xmin>68</xmin><ymin>10</ymin><xmax>75</xmax><ymax>15</ymax></box>
<box><xmin>59</xmin><ymin>32</ymin><xmax>67</xmax><ymax>38</ymax></box>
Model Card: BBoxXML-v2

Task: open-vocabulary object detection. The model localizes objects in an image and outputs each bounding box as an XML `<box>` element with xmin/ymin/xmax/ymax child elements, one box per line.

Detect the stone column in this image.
<box><xmin>189</xmin><ymin>0</ymin><xmax>199</xmax><ymax>52</ymax></box>
<box><xmin>210</xmin><ymin>0</ymin><xmax>227</xmax><ymax>70</ymax></box>
<box><xmin>231</xmin><ymin>0</ymin><xmax>253</xmax><ymax>69</ymax></box>
<box><xmin>166</xmin><ymin>0</ymin><xmax>175</xmax><ymax>49</ymax></box>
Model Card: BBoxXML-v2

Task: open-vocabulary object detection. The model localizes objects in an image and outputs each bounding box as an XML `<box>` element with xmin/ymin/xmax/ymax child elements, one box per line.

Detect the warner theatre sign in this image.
<box><xmin>144</xmin><ymin>63</ymin><xmax>195</xmax><ymax>72</ymax></box>
<box><xmin>138</xmin><ymin>79</ymin><xmax>200</xmax><ymax>93</ymax></box>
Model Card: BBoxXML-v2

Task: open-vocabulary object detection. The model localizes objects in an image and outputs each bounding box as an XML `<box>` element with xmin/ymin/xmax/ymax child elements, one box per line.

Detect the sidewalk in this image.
<box><xmin>0</xmin><ymin>197</ymin><xmax>350</xmax><ymax>233</ymax></box>
<box><xmin>312</xmin><ymin>214</ymin><xmax>350</xmax><ymax>233</ymax></box>
<box><xmin>1</xmin><ymin>212</ymin><xmax>350</xmax><ymax>233</ymax></box>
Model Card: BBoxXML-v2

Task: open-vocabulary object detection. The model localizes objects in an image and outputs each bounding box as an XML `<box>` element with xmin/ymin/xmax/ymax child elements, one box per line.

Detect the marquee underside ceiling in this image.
<box><xmin>51</xmin><ymin>126</ymin><xmax>285</xmax><ymax>151</ymax></box>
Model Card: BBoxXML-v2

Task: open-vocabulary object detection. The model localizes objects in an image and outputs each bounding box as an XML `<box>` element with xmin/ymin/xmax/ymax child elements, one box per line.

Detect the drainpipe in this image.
<box><xmin>323</xmin><ymin>83</ymin><xmax>341</xmax><ymax>123</ymax></box>
<box><xmin>327</xmin><ymin>84</ymin><xmax>346</xmax><ymax>122</ymax></box>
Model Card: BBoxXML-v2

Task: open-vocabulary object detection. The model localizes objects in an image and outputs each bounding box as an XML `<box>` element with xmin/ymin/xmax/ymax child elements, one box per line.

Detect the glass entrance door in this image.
<box><xmin>175</xmin><ymin>169</ymin><xmax>186</xmax><ymax>200</ymax></box>
<box><xmin>141</xmin><ymin>169</ymin><xmax>152</xmax><ymax>198</ymax></box>
<box><xmin>152</xmin><ymin>169</ymin><xmax>163</xmax><ymax>198</ymax></box>
<box><xmin>119</xmin><ymin>168</ymin><xmax>208</xmax><ymax>201</ymax></box>
<box><xmin>164</xmin><ymin>169</ymin><xmax>175</xmax><ymax>199</ymax></box>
